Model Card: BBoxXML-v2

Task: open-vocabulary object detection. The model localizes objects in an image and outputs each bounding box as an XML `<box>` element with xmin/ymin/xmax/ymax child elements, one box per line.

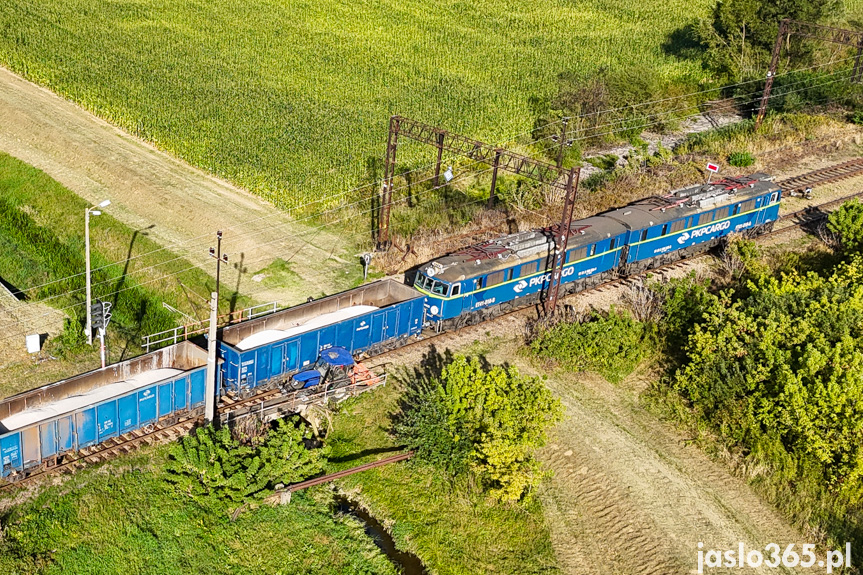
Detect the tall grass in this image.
<box><xmin>0</xmin><ymin>0</ymin><xmax>710</xmax><ymax>212</ymax></box>
<box><xmin>0</xmin><ymin>445</ymin><xmax>398</xmax><ymax>575</ymax></box>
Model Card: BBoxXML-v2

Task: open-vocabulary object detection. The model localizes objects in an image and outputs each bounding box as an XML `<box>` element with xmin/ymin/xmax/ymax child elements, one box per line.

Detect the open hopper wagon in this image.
<box><xmin>0</xmin><ymin>342</ymin><xmax>208</xmax><ymax>478</ymax></box>
<box><xmin>218</xmin><ymin>279</ymin><xmax>424</xmax><ymax>393</ymax></box>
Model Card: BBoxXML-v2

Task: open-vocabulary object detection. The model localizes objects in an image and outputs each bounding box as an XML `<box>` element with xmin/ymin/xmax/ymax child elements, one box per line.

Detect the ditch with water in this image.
<box><xmin>334</xmin><ymin>495</ymin><xmax>428</xmax><ymax>575</ymax></box>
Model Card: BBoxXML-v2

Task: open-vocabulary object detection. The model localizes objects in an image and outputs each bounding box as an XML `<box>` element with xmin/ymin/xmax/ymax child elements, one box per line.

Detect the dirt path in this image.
<box><xmin>374</xmin><ymin>310</ymin><xmax>809</xmax><ymax>575</ymax></box>
<box><xmin>536</xmin><ymin>370</ymin><xmax>807</xmax><ymax>575</ymax></box>
<box><xmin>0</xmin><ymin>66</ymin><xmax>357</xmax><ymax>307</ymax></box>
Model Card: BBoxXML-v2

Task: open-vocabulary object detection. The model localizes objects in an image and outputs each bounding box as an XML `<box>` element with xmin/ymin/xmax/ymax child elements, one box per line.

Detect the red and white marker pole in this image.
<box><xmin>706</xmin><ymin>162</ymin><xmax>719</xmax><ymax>184</ymax></box>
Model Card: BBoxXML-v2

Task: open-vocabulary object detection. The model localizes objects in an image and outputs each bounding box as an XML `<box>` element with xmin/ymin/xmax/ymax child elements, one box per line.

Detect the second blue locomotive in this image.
<box><xmin>413</xmin><ymin>174</ymin><xmax>780</xmax><ymax>326</ymax></box>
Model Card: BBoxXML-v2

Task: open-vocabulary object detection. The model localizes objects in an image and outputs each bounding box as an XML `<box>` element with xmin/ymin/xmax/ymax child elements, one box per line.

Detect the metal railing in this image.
<box><xmin>142</xmin><ymin>301</ymin><xmax>278</xmax><ymax>352</ymax></box>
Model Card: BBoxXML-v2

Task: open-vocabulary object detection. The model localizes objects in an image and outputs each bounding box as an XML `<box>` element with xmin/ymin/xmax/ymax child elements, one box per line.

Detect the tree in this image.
<box><xmin>396</xmin><ymin>356</ymin><xmax>563</xmax><ymax>502</ymax></box>
<box><xmin>695</xmin><ymin>0</ymin><xmax>841</xmax><ymax>81</ymax></box>
<box><xmin>827</xmin><ymin>198</ymin><xmax>863</xmax><ymax>253</ymax></box>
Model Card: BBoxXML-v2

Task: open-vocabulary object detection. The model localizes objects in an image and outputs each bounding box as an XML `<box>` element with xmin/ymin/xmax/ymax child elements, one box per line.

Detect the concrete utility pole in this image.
<box><xmin>205</xmin><ymin>291</ymin><xmax>217</xmax><ymax>424</ymax></box>
<box><xmin>84</xmin><ymin>200</ymin><xmax>111</xmax><ymax>345</ymax></box>
<box><xmin>205</xmin><ymin>231</ymin><xmax>228</xmax><ymax>424</ymax></box>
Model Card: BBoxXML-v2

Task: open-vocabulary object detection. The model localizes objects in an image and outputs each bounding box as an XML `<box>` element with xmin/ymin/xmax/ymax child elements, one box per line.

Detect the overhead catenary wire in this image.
<box><xmin>0</xmin><ymin>75</ymin><xmax>846</xmax><ymax>346</ymax></box>
<box><xmin>0</xmin><ymin>86</ymin><xmax>845</xmax><ymax>347</ymax></box>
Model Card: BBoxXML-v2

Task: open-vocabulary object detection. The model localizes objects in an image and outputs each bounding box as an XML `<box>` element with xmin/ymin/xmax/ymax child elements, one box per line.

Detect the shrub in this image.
<box><xmin>827</xmin><ymin>198</ymin><xmax>863</xmax><ymax>253</ymax></box>
<box><xmin>651</xmin><ymin>274</ymin><xmax>714</xmax><ymax>359</ymax></box>
<box><xmin>727</xmin><ymin>151</ymin><xmax>754</xmax><ymax>168</ymax></box>
<box><xmin>395</xmin><ymin>355</ymin><xmax>562</xmax><ymax>502</ymax></box>
<box><xmin>673</xmin><ymin>258</ymin><xmax>863</xmax><ymax>493</ymax></box>
<box><xmin>529</xmin><ymin>308</ymin><xmax>656</xmax><ymax>383</ymax></box>
<box><xmin>166</xmin><ymin>417</ymin><xmax>325</xmax><ymax>504</ymax></box>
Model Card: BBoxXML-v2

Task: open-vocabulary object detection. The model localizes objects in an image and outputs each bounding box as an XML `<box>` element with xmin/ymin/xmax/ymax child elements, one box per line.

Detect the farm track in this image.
<box><xmin>0</xmin><ymin>66</ymin><xmax>352</xmax><ymax>308</ymax></box>
<box><xmin>537</xmin><ymin>373</ymin><xmax>806</xmax><ymax>575</ymax></box>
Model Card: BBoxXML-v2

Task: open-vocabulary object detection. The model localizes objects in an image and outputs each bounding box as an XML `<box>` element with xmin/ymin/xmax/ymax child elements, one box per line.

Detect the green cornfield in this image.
<box><xmin>0</xmin><ymin>0</ymin><xmax>860</xmax><ymax>214</ymax></box>
<box><xmin>0</xmin><ymin>0</ymin><xmax>708</xmax><ymax>210</ymax></box>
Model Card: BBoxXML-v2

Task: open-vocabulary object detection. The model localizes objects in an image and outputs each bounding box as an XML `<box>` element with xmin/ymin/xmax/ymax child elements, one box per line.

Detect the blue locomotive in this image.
<box><xmin>0</xmin><ymin>173</ymin><xmax>782</xmax><ymax>480</ymax></box>
<box><xmin>414</xmin><ymin>174</ymin><xmax>780</xmax><ymax>326</ymax></box>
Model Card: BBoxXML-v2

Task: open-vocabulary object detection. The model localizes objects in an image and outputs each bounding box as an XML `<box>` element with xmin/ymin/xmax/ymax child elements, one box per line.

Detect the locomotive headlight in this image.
<box><xmin>430</xmin><ymin>305</ymin><xmax>440</xmax><ymax>315</ymax></box>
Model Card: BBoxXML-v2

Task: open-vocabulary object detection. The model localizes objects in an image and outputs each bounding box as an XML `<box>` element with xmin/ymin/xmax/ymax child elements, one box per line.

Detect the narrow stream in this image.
<box><xmin>335</xmin><ymin>495</ymin><xmax>429</xmax><ymax>575</ymax></box>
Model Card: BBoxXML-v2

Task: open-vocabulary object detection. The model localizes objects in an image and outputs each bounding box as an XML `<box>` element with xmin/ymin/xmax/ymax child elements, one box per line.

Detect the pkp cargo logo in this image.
<box><xmin>677</xmin><ymin>231</ymin><xmax>690</xmax><ymax>245</ymax></box>
<box><xmin>513</xmin><ymin>280</ymin><xmax>529</xmax><ymax>294</ymax></box>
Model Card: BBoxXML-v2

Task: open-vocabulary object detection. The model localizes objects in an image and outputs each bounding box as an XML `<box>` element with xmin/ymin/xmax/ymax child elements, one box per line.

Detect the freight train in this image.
<box><xmin>0</xmin><ymin>173</ymin><xmax>781</xmax><ymax>479</ymax></box>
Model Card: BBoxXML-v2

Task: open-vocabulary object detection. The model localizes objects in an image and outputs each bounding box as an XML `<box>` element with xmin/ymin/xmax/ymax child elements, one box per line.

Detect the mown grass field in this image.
<box><xmin>0</xmin><ymin>445</ymin><xmax>398</xmax><ymax>575</ymax></box>
<box><xmin>0</xmin><ymin>0</ymin><xmax>712</xmax><ymax>211</ymax></box>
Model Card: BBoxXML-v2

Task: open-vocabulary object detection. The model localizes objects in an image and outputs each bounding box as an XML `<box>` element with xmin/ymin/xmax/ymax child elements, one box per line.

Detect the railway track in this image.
<box><xmin>0</xmin><ymin>373</ymin><xmax>389</xmax><ymax>491</ymax></box>
<box><xmin>0</xmin><ymin>388</ymin><xmax>279</xmax><ymax>490</ymax></box>
<box><xmin>4</xmin><ymin>160</ymin><xmax>863</xmax><ymax>492</ymax></box>
<box><xmin>777</xmin><ymin>158</ymin><xmax>863</xmax><ymax>196</ymax></box>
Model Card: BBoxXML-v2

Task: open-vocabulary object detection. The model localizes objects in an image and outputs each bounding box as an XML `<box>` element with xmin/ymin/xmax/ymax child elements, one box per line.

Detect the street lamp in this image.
<box><xmin>85</xmin><ymin>199</ymin><xmax>111</xmax><ymax>345</ymax></box>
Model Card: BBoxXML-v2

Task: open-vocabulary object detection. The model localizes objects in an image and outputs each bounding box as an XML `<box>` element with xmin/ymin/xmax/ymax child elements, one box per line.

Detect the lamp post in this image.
<box><xmin>85</xmin><ymin>199</ymin><xmax>111</xmax><ymax>345</ymax></box>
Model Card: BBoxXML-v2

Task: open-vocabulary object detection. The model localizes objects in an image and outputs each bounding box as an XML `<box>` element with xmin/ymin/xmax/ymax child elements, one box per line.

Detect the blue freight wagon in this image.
<box><xmin>219</xmin><ymin>279</ymin><xmax>424</xmax><ymax>393</ymax></box>
<box><xmin>0</xmin><ymin>342</ymin><xmax>208</xmax><ymax>478</ymax></box>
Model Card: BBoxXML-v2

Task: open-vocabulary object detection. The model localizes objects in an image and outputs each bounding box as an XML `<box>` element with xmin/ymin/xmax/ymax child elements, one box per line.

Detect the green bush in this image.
<box><xmin>166</xmin><ymin>417</ymin><xmax>325</xmax><ymax>504</ymax></box>
<box><xmin>652</xmin><ymin>274</ymin><xmax>713</xmax><ymax>360</ymax></box>
<box><xmin>727</xmin><ymin>151</ymin><xmax>754</xmax><ymax>168</ymax></box>
<box><xmin>673</xmin><ymin>258</ymin><xmax>863</xmax><ymax>494</ymax></box>
<box><xmin>529</xmin><ymin>308</ymin><xmax>656</xmax><ymax>383</ymax></box>
<box><xmin>395</xmin><ymin>355</ymin><xmax>562</xmax><ymax>502</ymax></box>
<box><xmin>827</xmin><ymin>198</ymin><xmax>863</xmax><ymax>253</ymax></box>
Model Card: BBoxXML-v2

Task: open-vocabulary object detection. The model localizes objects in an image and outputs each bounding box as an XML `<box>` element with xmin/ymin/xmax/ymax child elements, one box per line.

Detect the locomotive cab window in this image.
<box><xmin>661</xmin><ymin>224</ymin><xmax>669</xmax><ymax>236</ymax></box>
<box><xmin>451</xmin><ymin>284</ymin><xmax>461</xmax><ymax>297</ymax></box>
<box><xmin>640</xmin><ymin>229</ymin><xmax>649</xmax><ymax>242</ymax></box>
<box><xmin>770</xmin><ymin>192</ymin><xmax>779</xmax><ymax>203</ymax></box>
<box><xmin>609</xmin><ymin>238</ymin><xmax>616</xmax><ymax>250</ymax></box>
<box><xmin>589</xmin><ymin>244</ymin><xmax>596</xmax><ymax>257</ymax></box>
<box><xmin>733</xmin><ymin>204</ymin><xmax>742</xmax><ymax>216</ymax></box>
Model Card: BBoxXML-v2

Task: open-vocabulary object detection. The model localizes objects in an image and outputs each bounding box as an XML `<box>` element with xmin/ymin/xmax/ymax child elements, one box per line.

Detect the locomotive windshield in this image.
<box><xmin>416</xmin><ymin>273</ymin><xmax>448</xmax><ymax>296</ymax></box>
